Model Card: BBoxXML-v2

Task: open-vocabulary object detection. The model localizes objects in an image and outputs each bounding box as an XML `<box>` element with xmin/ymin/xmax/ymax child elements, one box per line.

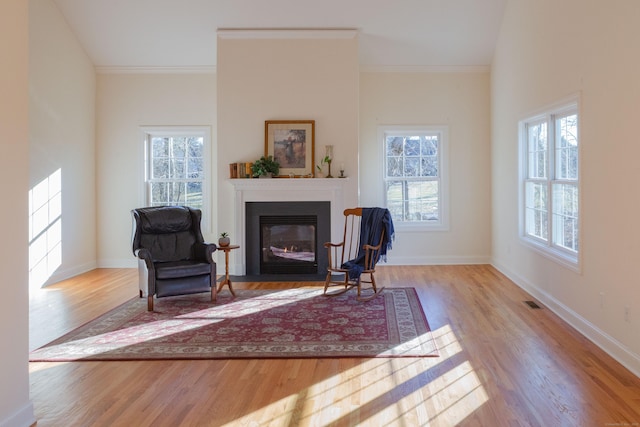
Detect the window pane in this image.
<box><xmin>552</xmin><ymin>183</ymin><xmax>579</xmax><ymax>252</ymax></box>
<box><xmin>150</xmin><ymin>182</ymin><xmax>167</xmax><ymax>205</ymax></box>
<box><xmin>421</xmin><ymin>156</ymin><xmax>438</xmax><ymax>177</ymax></box>
<box><xmin>188</xmin><ymin>137</ymin><xmax>204</xmax><ymax>157</ymax></box>
<box><xmin>405</xmin><ymin>138</ymin><xmax>420</xmax><ymax>156</ymax></box>
<box><xmin>152</xmin><ymin>159</ymin><xmax>169</xmax><ymax>179</ymax></box>
<box><xmin>528</xmin><ymin>122</ymin><xmax>547</xmax><ymax>179</ymax></box>
<box><xmin>171</xmin><ymin>137</ymin><xmax>186</xmax><ymax>158</ymax></box>
<box><xmin>385</xmin><ymin>181</ymin><xmax>404</xmax><ymax>220</ymax></box>
<box><xmin>556</xmin><ymin>114</ymin><xmax>578</xmax><ymax>180</ymax></box>
<box><xmin>421</xmin><ymin>137</ymin><xmax>438</xmax><ymax>156</ymax></box>
<box><xmin>404</xmin><ymin>157</ymin><xmax>420</xmax><ymax>177</ymax></box>
<box><xmin>525</xmin><ymin>182</ymin><xmax>548</xmax><ymax>240</ymax></box>
<box><xmin>387</xmin><ymin>157</ymin><xmax>403</xmax><ymax>177</ymax></box>
<box><xmin>152</xmin><ymin>137</ymin><xmax>169</xmax><ymax>157</ymax></box>
<box><xmin>407</xmin><ymin>181</ymin><xmax>439</xmax><ymax>221</ymax></box>
<box><xmin>385</xmin><ymin>180</ymin><xmax>438</xmax><ymax>221</ymax></box>
<box><xmin>187</xmin><ymin>158</ymin><xmax>204</xmax><ymax>179</ymax></box>
<box><xmin>186</xmin><ymin>182</ymin><xmax>203</xmax><ymax>208</ymax></box>
<box><xmin>168</xmin><ymin>182</ymin><xmax>185</xmax><ymax>204</ymax></box>
<box><xmin>171</xmin><ymin>158</ymin><xmax>185</xmax><ymax>179</ymax></box>
<box><xmin>386</xmin><ymin>137</ymin><xmax>403</xmax><ymax>156</ymax></box>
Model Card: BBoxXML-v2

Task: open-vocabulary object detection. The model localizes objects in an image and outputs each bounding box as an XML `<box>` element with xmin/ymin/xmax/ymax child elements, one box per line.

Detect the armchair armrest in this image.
<box><xmin>194</xmin><ymin>242</ymin><xmax>217</xmax><ymax>264</ymax></box>
<box><xmin>134</xmin><ymin>248</ymin><xmax>154</xmax><ymax>270</ymax></box>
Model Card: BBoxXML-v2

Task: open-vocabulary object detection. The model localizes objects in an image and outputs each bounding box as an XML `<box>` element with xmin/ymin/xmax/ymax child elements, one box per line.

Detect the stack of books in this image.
<box><xmin>229</xmin><ymin>162</ymin><xmax>253</xmax><ymax>179</ymax></box>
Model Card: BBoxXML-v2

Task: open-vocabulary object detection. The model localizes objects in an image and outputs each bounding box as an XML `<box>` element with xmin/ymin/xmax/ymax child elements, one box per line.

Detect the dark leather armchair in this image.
<box><xmin>131</xmin><ymin>206</ymin><xmax>217</xmax><ymax>311</ymax></box>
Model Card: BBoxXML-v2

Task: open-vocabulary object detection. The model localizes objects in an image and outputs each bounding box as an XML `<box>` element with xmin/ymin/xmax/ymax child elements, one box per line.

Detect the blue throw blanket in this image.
<box><xmin>341</xmin><ymin>208</ymin><xmax>395</xmax><ymax>280</ymax></box>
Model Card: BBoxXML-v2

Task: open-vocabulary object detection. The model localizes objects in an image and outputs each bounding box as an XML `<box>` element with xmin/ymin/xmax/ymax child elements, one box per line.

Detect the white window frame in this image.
<box><xmin>380</xmin><ymin>125</ymin><xmax>450</xmax><ymax>231</ymax></box>
<box><xmin>140</xmin><ymin>126</ymin><xmax>211</xmax><ymax>232</ymax></box>
<box><xmin>518</xmin><ymin>95</ymin><xmax>580</xmax><ymax>271</ymax></box>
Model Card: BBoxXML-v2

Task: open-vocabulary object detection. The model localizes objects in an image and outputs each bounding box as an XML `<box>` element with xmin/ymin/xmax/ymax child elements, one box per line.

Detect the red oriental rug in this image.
<box><xmin>29</xmin><ymin>287</ymin><xmax>438</xmax><ymax>361</ymax></box>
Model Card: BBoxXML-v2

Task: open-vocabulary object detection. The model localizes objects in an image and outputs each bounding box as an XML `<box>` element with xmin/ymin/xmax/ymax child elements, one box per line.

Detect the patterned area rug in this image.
<box><xmin>29</xmin><ymin>287</ymin><xmax>438</xmax><ymax>361</ymax></box>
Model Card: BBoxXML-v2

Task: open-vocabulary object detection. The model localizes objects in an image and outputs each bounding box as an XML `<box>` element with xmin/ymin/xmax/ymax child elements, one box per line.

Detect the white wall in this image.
<box><xmin>492</xmin><ymin>0</ymin><xmax>640</xmax><ymax>375</ymax></box>
<box><xmin>95</xmin><ymin>73</ymin><xmax>217</xmax><ymax>266</ymax></box>
<box><xmin>29</xmin><ymin>0</ymin><xmax>97</xmax><ymax>286</ymax></box>
<box><xmin>216</xmin><ymin>31</ymin><xmax>360</xmax><ymax>272</ymax></box>
<box><xmin>360</xmin><ymin>72</ymin><xmax>492</xmax><ymax>264</ymax></box>
<box><xmin>0</xmin><ymin>1</ymin><xmax>35</xmax><ymax>426</ymax></box>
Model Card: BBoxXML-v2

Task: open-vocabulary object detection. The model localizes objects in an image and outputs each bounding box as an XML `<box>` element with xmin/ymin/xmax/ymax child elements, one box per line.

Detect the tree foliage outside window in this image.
<box><xmin>521</xmin><ymin>100</ymin><xmax>579</xmax><ymax>267</ymax></box>
<box><xmin>382</xmin><ymin>127</ymin><xmax>448</xmax><ymax>229</ymax></box>
<box><xmin>145</xmin><ymin>130</ymin><xmax>207</xmax><ymax>210</ymax></box>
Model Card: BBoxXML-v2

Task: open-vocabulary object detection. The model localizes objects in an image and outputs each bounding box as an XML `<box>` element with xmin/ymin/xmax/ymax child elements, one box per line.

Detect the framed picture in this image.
<box><xmin>265</xmin><ymin>120</ymin><xmax>315</xmax><ymax>177</ymax></box>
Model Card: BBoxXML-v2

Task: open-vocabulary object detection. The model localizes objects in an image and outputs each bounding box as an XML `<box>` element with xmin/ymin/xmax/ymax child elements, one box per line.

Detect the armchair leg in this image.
<box><xmin>147</xmin><ymin>295</ymin><xmax>154</xmax><ymax>311</ymax></box>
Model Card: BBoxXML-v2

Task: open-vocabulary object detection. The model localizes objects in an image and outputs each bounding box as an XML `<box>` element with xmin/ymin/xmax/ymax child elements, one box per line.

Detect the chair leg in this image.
<box><xmin>323</xmin><ymin>271</ymin><xmax>332</xmax><ymax>295</ymax></box>
<box><xmin>147</xmin><ymin>295</ymin><xmax>154</xmax><ymax>311</ymax></box>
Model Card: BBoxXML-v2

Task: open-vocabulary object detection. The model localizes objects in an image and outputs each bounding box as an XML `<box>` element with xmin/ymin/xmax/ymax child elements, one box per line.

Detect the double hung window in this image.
<box><xmin>520</xmin><ymin>99</ymin><xmax>579</xmax><ymax>267</ymax></box>
<box><xmin>381</xmin><ymin>126</ymin><xmax>449</xmax><ymax>230</ymax></box>
<box><xmin>142</xmin><ymin>127</ymin><xmax>210</xmax><ymax>213</ymax></box>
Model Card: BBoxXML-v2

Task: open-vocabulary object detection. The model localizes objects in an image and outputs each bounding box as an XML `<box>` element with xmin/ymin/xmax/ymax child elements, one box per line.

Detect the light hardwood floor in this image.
<box><xmin>29</xmin><ymin>266</ymin><xmax>640</xmax><ymax>426</ymax></box>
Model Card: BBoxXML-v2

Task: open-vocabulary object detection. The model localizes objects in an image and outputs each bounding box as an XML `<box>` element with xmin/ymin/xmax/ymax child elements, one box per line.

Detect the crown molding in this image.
<box><xmin>360</xmin><ymin>65</ymin><xmax>490</xmax><ymax>73</ymax></box>
<box><xmin>95</xmin><ymin>66</ymin><xmax>216</xmax><ymax>75</ymax></box>
<box><xmin>217</xmin><ymin>28</ymin><xmax>358</xmax><ymax>40</ymax></box>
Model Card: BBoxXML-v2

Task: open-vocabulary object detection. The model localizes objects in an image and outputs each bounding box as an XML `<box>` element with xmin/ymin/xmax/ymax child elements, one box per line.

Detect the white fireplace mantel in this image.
<box><xmin>229</xmin><ymin>178</ymin><xmax>349</xmax><ymax>275</ymax></box>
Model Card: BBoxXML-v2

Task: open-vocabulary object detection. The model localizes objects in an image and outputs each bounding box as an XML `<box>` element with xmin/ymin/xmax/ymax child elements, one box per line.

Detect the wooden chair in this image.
<box><xmin>323</xmin><ymin>207</ymin><xmax>393</xmax><ymax>301</ymax></box>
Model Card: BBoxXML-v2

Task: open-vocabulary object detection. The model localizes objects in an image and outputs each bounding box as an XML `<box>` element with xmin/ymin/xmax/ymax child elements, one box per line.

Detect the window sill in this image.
<box><xmin>519</xmin><ymin>237</ymin><xmax>581</xmax><ymax>273</ymax></box>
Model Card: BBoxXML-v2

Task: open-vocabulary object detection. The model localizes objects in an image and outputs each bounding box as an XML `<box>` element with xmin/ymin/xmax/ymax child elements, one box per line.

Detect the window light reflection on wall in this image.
<box><xmin>29</xmin><ymin>168</ymin><xmax>62</xmax><ymax>289</ymax></box>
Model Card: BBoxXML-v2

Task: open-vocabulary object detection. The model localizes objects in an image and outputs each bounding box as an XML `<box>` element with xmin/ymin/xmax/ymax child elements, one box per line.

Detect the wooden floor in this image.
<box><xmin>29</xmin><ymin>265</ymin><xmax>640</xmax><ymax>426</ymax></box>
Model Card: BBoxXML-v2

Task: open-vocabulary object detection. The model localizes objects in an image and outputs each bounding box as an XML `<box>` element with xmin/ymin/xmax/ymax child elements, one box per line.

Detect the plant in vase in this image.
<box><xmin>251</xmin><ymin>155</ymin><xmax>280</xmax><ymax>178</ymax></box>
<box><xmin>218</xmin><ymin>232</ymin><xmax>230</xmax><ymax>247</ymax></box>
<box><xmin>316</xmin><ymin>155</ymin><xmax>331</xmax><ymax>178</ymax></box>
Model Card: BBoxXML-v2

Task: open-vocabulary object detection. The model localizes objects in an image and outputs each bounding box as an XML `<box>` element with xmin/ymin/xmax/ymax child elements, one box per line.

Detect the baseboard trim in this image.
<box><xmin>384</xmin><ymin>255</ymin><xmax>492</xmax><ymax>265</ymax></box>
<box><xmin>492</xmin><ymin>259</ymin><xmax>640</xmax><ymax>378</ymax></box>
<box><xmin>97</xmin><ymin>259</ymin><xmax>137</xmax><ymax>268</ymax></box>
<box><xmin>0</xmin><ymin>401</ymin><xmax>35</xmax><ymax>427</ymax></box>
<box><xmin>43</xmin><ymin>261</ymin><xmax>97</xmax><ymax>287</ymax></box>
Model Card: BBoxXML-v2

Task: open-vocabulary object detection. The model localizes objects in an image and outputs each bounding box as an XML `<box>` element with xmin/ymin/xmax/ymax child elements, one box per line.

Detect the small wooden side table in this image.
<box><xmin>217</xmin><ymin>244</ymin><xmax>239</xmax><ymax>296</ymax></box>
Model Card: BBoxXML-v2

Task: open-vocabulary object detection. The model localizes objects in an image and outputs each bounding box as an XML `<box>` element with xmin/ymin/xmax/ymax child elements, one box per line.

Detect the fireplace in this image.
<box><xmin>246</xmin><ymin>201</ymin><xmax>330</xmax><ymax>276</ymax></box>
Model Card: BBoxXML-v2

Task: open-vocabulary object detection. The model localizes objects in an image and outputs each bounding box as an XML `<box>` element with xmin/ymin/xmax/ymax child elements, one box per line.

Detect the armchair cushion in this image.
<box><xmin>155</xmin><ymin>261</ymin><xmax>212</xmax><ymax>280</ymax></box>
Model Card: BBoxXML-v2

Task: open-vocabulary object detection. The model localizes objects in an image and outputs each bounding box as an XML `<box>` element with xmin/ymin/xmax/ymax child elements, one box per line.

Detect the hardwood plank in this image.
<box><xmin>29</xmin><ymin>266</ymin><xmax>640</xmax><ymax>426</ymax></box>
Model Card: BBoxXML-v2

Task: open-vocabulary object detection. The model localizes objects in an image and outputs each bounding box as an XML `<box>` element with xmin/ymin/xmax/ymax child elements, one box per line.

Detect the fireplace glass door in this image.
<box><xmin>260</xmin><ymin>215</ymin><xmax>317</xmax><ymax>274</ymax></box>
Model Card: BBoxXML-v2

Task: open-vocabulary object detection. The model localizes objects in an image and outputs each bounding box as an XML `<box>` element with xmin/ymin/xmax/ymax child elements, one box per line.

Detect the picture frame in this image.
<box><xmin>265</xmin><ymin>120</ymin><xmax>315</xmax><ymax>177</ymax></box>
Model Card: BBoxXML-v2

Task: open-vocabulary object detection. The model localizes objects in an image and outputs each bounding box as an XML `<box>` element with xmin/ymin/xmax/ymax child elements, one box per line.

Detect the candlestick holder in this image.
<box><xmin>326</xmin><ymin>160</ymin><xmax>333</xmax><ymax>178</ymax></box>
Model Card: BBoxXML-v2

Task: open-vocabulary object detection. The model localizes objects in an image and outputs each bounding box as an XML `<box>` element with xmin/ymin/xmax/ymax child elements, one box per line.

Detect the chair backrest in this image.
<box><xmin>340</xmin><ymin>208</ymin><xmax>386</xmax><ymax>271</ymax></box>
<box><xmin>131</xmin><ymin>206</ymin><xmax>204</xmax><ymax>262</ymax></box>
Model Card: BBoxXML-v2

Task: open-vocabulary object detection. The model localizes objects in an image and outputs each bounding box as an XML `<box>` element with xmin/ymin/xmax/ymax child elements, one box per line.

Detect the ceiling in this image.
<box><xmin>52</xmin><ymin>0</ymin><xmax>508</xmax><ymax>70</ymax></box>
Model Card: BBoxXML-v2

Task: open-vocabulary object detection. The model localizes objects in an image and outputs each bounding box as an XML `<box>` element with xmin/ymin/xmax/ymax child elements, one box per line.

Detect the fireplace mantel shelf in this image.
<box><xmin>229</xmin><ymin>177</ymin><xmax>349</xmax><ymax>191</ymax></box>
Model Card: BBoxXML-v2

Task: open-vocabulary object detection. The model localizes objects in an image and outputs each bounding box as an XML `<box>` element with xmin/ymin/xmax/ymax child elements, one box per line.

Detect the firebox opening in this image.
<box><xmin>260</xmin><ymin>216</ymin><xmax>317</xmax><ymax>274</ymax></box>
<box><xmin>245</xmin><ymin>201</ymin><xmax>330</xmax><ymax>276</ymax></box>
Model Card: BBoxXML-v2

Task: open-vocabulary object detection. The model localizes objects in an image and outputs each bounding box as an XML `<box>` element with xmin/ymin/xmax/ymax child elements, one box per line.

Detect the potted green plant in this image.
<box><xmin>218</xmin><ymin>232</ymin><xmax>230</xmax><ymax>247</ymax></box>
<box><xmin>251</xmin><ymin>155</ymin><xmax>280</xmax><ymax>178</ymax></box>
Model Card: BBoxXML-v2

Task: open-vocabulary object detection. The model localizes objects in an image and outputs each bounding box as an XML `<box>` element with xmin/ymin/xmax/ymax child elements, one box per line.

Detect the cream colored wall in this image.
<box><xmin>95</xmin><ymin>73</ymin><xmax>217</xmax><ymax>266</ymax></box>
<box><xmin>360</xmin><ymin>72</ymin><xmax>492</xmax><ymax>264</ymax></box>
<box><xmin>29</xmin><ymin>0</ymin><xmax>97</xmax><ymax>285</ymax></box>
<box><xmin>216</xmin><ymin>33</ymin><xmax>360</xmax><ymax>247</ymax></box>
<box><xmin>492</xmin><ymin>0</ymin><xmax>640</xmax><ymax>375</ymax></box>
<box><xmin>0</xmin><ymin>2</ymin><xmax>34</xmax><ymax>427</ymax></box>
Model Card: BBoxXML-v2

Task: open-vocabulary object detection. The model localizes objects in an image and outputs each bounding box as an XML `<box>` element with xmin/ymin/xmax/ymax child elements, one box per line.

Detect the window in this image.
<box><xmin>520</xmin><ymin>98</ymin><xmax>579</xmax><ymax>268</ymax></box>
<box><xmin>142</xmin><ymin>126</ymin><xmax>210</xmax><ymax>214</ymax></box>
<box><xmin>381</xmin><ymin>126</ymin><xmax>449</xmax><ymax>230</ymax></box>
